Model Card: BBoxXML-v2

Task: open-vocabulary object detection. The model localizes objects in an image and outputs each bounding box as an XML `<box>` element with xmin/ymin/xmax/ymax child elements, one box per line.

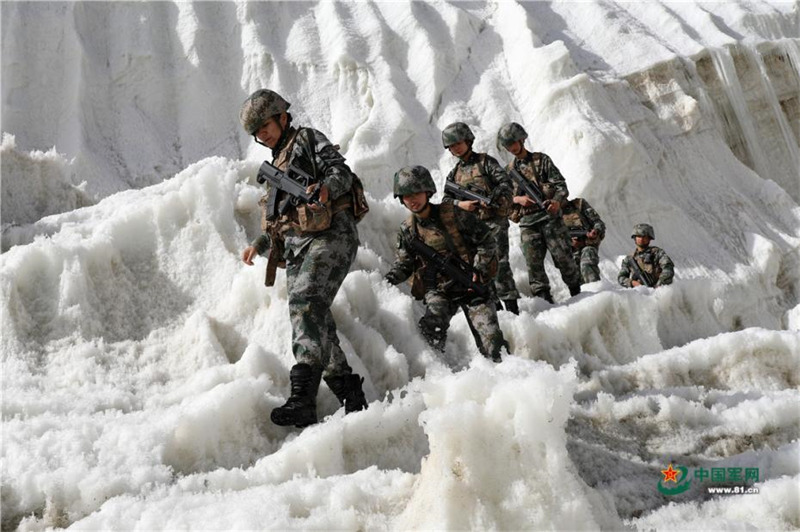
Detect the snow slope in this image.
<box><xmin>2</xmin><ymin>2</ymin><xmax>799</xmax><ymax>530</ymax></box>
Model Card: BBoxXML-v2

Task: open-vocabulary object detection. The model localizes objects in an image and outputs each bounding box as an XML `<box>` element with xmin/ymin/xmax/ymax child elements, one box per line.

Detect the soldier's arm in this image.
<box><xmin>385</xmin><ymin>228</ymin><xmax>416</xmax><ymax>285</ymax></box>
<box><xmin>582</xmin><ymin>200</ymin><xmax>606</xmax><ymax>236</ymax></box>
<box><xmin>617</xmin><ymin>256</ymin><xmax>633</xmax><ymax>287</ymax></box>
<box><xmin>457</xmin><ymin>209</ymin><xmax>497</xmax><ymax>277</ymax></box>
<box><xmin>442</xmin><ymin>166</ymin><xmax>458</xmax><ymax>202</ymax></box>
<box><xmin>655</xmin><ymin>250</ymin><xmax>675</xmax><ymax>286</ymax></box>
<box><xmin>541</xmin><ymin>154</ymin><xmax>569</xmax><ymax>202</ymax></box>
<box><xmin>303</xmin><ymin>129</ymin><xmax>353</xmax><ymax>200</ymax></box>
<box><xmin>484</xmin><ymin>155</ymin><xmax>513</xmax><ymax>201</ymax></box>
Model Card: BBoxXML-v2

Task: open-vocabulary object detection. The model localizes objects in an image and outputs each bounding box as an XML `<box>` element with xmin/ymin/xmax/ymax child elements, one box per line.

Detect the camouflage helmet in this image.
<box><xmin>239</xmin><ymin>89</ymin><xmax>291</xmax><ymax>135</ymax></box>
<box><xmin>631</xmin><ymin>223</ymin><xmax>655</xmax><ymax>239</ymax></box>
<box><xmin>393</xmin><ymin>166</ymin><xmax>436</xmax><ymax>199</ymax></box>
<box><xmin>497</xmin><ymin>122</ymin><xmax>528</xmax><ymax>149</ymax></box>
<box><xmin>442</xmin><ymin>122</ymin><xmax>475</xmax><ymax>148</ymax></box>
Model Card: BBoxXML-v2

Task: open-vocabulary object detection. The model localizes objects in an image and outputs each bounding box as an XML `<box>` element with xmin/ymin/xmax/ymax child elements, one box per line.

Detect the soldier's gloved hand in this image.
<box><xmin>384</xmin><ymin>272</ymin><xmax>401</xmax><ymax>286</ymax></box>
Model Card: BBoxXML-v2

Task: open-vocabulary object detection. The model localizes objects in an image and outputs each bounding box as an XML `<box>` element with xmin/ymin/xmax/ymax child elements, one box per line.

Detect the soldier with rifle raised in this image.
<box><xmin>442</xmin><ymin>122</ymin><xmax>520</xmax><ymax>315</ymax></box>
<box><xmin>239</xmin><ymin>89</ymin><xmax>369</xmax><ymax>429</ymax></box>
<box><xmin>618</xmin><ymin>223</ymin><xmax>674</xmax><ymax>288</ymax></box>
<box><xmin>561</xmin><ymin>197</ymin><xmax>606</xmax><ymax>283</ymax></box>
<box><xmin>497</xmin><ymin>122</ymin><xmax>582</xmax><ymax>304</ymax></box>
<box><xmin>385</xmin><ymin>166</ymin><xmax>507</xmax><ymax>362</ymax></box>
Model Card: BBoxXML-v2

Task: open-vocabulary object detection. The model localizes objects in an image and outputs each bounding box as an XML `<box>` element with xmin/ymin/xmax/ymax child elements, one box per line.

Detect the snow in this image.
<box><xmin>2</xmin><ymin>1</ymin><xmax>799</xmax><ymax>530</ymax></box>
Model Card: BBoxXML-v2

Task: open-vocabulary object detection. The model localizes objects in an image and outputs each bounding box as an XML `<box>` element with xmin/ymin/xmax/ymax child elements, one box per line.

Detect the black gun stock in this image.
<box><xmin>444</xmin><ymin>181</ymin><xmax>493</xmax><ymax>206</ymax></box>
<box><xmin>406</xmin><ymin>237</ymin><xmax>490</xmax><ymax>300</ymax></box>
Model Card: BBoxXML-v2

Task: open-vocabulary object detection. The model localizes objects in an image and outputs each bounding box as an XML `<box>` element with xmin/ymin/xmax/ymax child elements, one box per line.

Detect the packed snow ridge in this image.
<box><xmin>2</xmin><ymin>2</ymin><xmax>799</xmax><ymax>531</ymax></box>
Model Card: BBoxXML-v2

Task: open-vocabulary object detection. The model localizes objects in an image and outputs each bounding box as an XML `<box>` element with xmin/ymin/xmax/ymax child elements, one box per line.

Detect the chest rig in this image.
<box><xmin>633</xmin><ymin>247</ymin><xmax>663</xmax><ymax>278</ymax></box>
<box><xmin>453</xmin><ymin>154</ymin><xmax>499</xmax><ymax>220</ymax></box>
<box><xmin>407</xmin><ymin>202</ymin><xmax>472</xmax><ymax>298</ymax></box>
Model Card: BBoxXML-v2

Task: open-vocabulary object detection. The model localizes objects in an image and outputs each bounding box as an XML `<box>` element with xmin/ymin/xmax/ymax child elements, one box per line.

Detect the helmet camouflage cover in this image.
<box><xmin>497</xmin><ymin>122</ymin><xmax>528</xmax><ymax>148</ymax></box>
<box><xmin>631</xmin><ymin>223</ymin><xmax>655</xmax><ymax>239</ymax></box>
<box><xmin>442</xmin><ymin>122</ymin><xmax>475</xmax><ymax>148</ymax></box>
<box><xmin>239</xmin><ymin>89</ymin><xmax>291</xmax><ymax>134</ymax></box>
<box><xmin>393</xmin><ymin>165</ymin><xmax>436</xmax><ymax>198</ymax></box>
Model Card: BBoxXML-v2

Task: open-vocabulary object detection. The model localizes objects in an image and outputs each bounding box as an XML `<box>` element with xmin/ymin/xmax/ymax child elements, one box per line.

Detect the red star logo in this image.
<box><xmin>661</xmin><ymin>464</ymin><xmax>680</xmax><ymax>483</ymax></box>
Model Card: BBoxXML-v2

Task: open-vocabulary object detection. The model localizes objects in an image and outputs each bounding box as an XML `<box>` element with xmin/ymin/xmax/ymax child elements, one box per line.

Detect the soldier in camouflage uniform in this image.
<box><xmin>442</xmin><ymin>122</ymin><xmax>520</xmax><ymax>315</ymax></box>
<box><xmin>240</xmin><ymin>89</ymin><xmax>368</xmax><ymax>428</ymax></box>
<box><xmin>561</xmin><ymin>197</ymin><xmax>606</xmax><ymax>283</ymax></box>
<box><xmin>497</xmin><ymin>122</ymin><xmax>582</xmax><ymax>303</ymax></box>
<box><xmin>618</xmin><ymin>223</ymin><xmax>675</xmax><ymax>287</ymax></box>
<box><xmin>385</xmin><ymin>166</ymin><xmax>507</xmax><ymax>362</ymax></box>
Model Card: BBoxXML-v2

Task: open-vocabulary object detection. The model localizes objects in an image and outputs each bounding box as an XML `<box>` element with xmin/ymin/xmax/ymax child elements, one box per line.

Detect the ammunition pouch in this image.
<box><xmin>296</xmin><ymin>201</ymin><xmax>333</xmax><ymax>233</ymax></box>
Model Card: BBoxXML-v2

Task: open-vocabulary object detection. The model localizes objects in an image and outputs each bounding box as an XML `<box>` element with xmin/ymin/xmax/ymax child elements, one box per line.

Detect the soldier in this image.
<box><xmin>497</xmin><ymin>122</ymin><xmax>582</xmax><ymax>304</ymax></box>
<box><xmin>441</xmin><ymin>122</ymin><xmax>520</xmax><ymax>315</ymax></box>
<box><xmin>385</xmin><ymin>166</ymin><xmax>507</xmax><ymax>362</ymax></box>
<box><xmin>618</xmin><ymin>223</ymin><xmax>675</xmax><ymax>287</ymax></box>
<box><xmin>561</xmin><ymin>197</ymin><xmax>606</xmax><ymax>283</ymax></box>
<box><xmin>239</xmin><ymin>89</ymin><xmax>368</xmax><ymax>428</ymax></box>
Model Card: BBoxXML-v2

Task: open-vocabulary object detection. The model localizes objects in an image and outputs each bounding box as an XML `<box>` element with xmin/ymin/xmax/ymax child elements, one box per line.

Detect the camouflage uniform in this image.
<box><xmin>507</xmin><ymin>152</ymin><xmax>582</xmax><ymax>299</ymax></box>
<box><xmin>442</xmin><ymin>124</ymin><xmax>519</xmax><ymax>304</ymax></box>
<box><xmin>386</xmin><ymin>166</ymin><xmax>506</xmax><ymax>362</ymax></box>
<box><xmin>242</xmin><ymin>89</ymin><xmax>367</xmax><ymax>427</ymax></box>
<box><xmin>561</xmin><ymin>198</ymin><xmax>606</xmax><ymax>283</ymax></box>
<box><xmin>618</xmin><ymin>224</ymin><xmax>674</xmax><ymax>287</ymax></box>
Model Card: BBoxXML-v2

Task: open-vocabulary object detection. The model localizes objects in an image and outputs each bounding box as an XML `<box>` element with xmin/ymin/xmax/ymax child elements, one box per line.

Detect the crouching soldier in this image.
<box><xmin>497</xmin><ymin>122</ymin><xmax>582</xmax><ymax>303</ymax></box>
<box><xmin>618</xmin><ymin>223</ymin><xmax>674</xmax><ymax>288</ymax></box>
<box><xmin>385</xmin><ymin>166</ymin><xmax>507</xmax><ymax>362</ymax></box>
<box><xmin>561</xmin><ymin>197</ymin><xmax>606</xmax><ymax>283</ymax></box>
<box><xmin>442</xmin><ymin>122</ymin><xmax>520</xmax><ymax>314</ymax></box>
<box><xmin>239</xmin><ymin>89</ymin><xmax>368</xmax><ymax>428</ymax></box>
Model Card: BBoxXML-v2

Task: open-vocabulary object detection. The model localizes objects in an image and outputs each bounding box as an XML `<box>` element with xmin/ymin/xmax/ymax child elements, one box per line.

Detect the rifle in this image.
<box><xmin>569</xmin><ymin>229</ymin><xmax>589</xmax><ymax>239</ymax></box>
<box><xmin>406</xmin><ymin>237</ymin><xmax>490</xmax><ymax>300</ymax></box>
<box><xmin>508</xmin><ymin>167</ymin><xmax>552</xmax><ymax>215</ymax></box>
<box><xmin>628</xmin><ymin>257</ymin><xmax>656</xmax><ymax>287</ymax></box>
<box><xmin>257</xmin><ymin>160</ymin><xmax>322</xmax><ymax>220</ymax></box>
<box><xmin>444</xmin><ymin>181</ymin><xmax>493</xmax><ymax>206</ymax></box>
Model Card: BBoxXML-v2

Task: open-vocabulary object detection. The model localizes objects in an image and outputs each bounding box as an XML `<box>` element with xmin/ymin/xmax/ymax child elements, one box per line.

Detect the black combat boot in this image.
<box><xmin>569</xmin><ymin>284</ymin><xmax>581</xmax><ymax>297</ymax></box>
<box><xmin>271</xmin><ymin>363</ymin><xmax>322</xmax><ymax>428</ymax></box>
<box><xmin>503</xmin><ymin>299</ymin><xmax>519</xmax><ymax>314</ymax></box>
<box><xmin>533</xmin><ymin>290</ymin><xmax>554</xmax><ymax>304</ymax></box>
<box><xmin>324</xmin><ymin>374</ymin><xmax>369</xmax><ymax>414</ymax></box>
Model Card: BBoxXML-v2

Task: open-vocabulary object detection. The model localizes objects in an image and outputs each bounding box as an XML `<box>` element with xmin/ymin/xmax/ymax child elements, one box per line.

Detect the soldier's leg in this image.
<box><xmin>419</xmin><ymin>291</ymin><xmax>458</xmax><ymax>352</ymax></box>
<box><xmin>543</xmin><ymin>218</ymin><xmax>582</xmax><ymax>295</ymax></box>
<box><xmin>572</xmin><ymin>248</ymin><xmax>583</xmax><ymax>282</ymax></box>
<box><xmin>520</xmin><ymin>225</ymin><xmax>552</xmax><ymax>302</ymax></box>
<box><xmin>286</xmin><ymin>231</ymin><xmax>358</xmax><ymax>377</ymax></box>
<box><xmin>580</xmin><ymin>245</ymin><xmax>601</xmax><ymax>283</ymax></box>
<box><xmin>464</xmin><ymin>301</ymin><xmax>506</xmax><ymax>362</ymax></box>
<box><xmin>487</xmin><ymin>219</ymin><xmax>519</xmax><ymax>303</ymax></box>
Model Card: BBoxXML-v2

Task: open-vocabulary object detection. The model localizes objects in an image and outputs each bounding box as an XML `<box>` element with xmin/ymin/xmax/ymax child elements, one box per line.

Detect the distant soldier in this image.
<box><xmin>618</xmin><ymin>223</ymin><xmax>674</xmax><ymax>287</ymax></box>
<box><xmin>385</xmin><ymin>166</ymin><xmax>506</xmax><ymax>362</ymax></box>
<box><xmin>239</xmin><ymin>89</ymin><xmax>368</xmax><ymax>428</ymax></box>
<box><xmin>497</xmin><ymin>122</ymin><xmax>581</xmax><ymax>304</ymax></box>
<box><xmin>442</xmin><ymin>122</ymin><xmax>520</xmax><ymax>314</ymax></box>
<box><xmin>561</xmin><ymin>197</ymin><xmax>606</xmax><ymax>283</ymax></box>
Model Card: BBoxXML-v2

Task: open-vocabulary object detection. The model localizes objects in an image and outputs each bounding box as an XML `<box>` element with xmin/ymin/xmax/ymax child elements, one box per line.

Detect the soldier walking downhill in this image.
<box><xmin>497</xmin><ymin>122</ymin><xmax>582</xmax><ymax>303</ymax></box>
<box><xmin>442</xmin><ymin>122</ymin><xmax>520</xmax><ymax>314</ymax></box>
<box><xmin>239</xmin><ymin>89</ymin><xmax>368</xmax><ymax>428</ymax></box>
<box><xmin>618</xmin><ymin>223</ymin><xmax>675</xmax><ymax>288</ymax></box>
<box><xmin>561</xmin><ymin>197</ymin><xmax>606</xmax><ymax>283</ymax></box>
<box><xmin>385</xmin><ymin>166</ymin><xmax>507</xmax><ymax>362</ymax></box>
